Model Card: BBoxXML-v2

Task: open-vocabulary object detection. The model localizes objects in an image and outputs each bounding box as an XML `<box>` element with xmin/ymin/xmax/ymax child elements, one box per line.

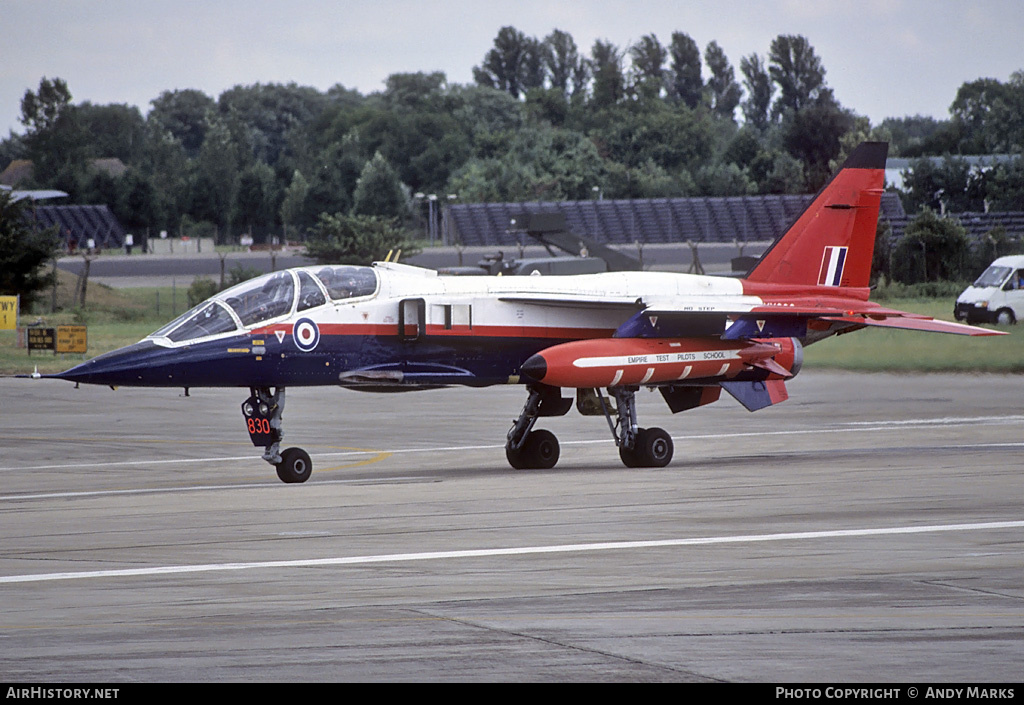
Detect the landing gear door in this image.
<box><xmin>399</xmin><ymin>298</ymin><xmax>426</xmax><ymax>341</ymax></box>
<box><xmin>241</xmin><ymin>390</ymin><xmax>281</xmax><ymax>448</ymax></box>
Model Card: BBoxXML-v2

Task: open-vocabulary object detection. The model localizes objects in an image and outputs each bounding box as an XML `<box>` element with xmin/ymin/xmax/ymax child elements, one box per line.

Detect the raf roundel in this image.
<box><xmin>292</xmin><ymin>318</ymin><xmax>320</xmax><ymax>352</ymax></box>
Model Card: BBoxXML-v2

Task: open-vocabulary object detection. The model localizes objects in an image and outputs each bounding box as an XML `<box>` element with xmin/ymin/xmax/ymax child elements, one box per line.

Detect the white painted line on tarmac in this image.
<box><xmin>2</xmin><ymin>520</ymin><xmax>1021</xmax><ymax>585</ymax></box>
<box><xmin>3</xmin><ymin>415</ymin><xmax>1023</xmax><ymax>503</ymax></box>
<box><xmin>844</xmin><ymin>414</ymin><xmax>1024</xmax><ymax>426</ymax></box>
<box><xmin>7</xmin><ymin>415</ymin><xmax>1021</xmax><ymax>474</ymax></box>
<box><xmin>4</xmin><ymin>436</ymin><xmax>1019</xmax><ymax>504</ymax></box>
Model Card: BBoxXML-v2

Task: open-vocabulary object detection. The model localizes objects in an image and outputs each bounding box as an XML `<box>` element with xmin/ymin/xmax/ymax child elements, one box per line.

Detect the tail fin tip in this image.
<box><xmin>744</xmin><ymin>141</ymin><xmax>888</xmax><ymax>288</ymax></box>
<box><xmin>842</xmin><ymin>141</ymin><xmax>888</xmax><ymax>170</ymax></box>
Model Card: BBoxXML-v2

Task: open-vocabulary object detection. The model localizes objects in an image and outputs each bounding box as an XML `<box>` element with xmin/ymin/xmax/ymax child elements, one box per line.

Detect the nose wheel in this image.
<box><xmin>242</xmin><ymin>387</ymin><xmax>314</xmax><ymax>483</ymax></box>
<box><xmin>276</xmin><ymin>447</ymin><xmax>312</xmax><ymax>483</ymax></box>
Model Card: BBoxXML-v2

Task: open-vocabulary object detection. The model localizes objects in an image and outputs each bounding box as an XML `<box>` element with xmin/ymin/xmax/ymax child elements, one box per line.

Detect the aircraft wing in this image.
<box><xmin>818</xmin><ymin>313</ymin><xmax>1004</xmax><ymax>336</ymax></box>
<box><xmin>749</xmin><ymin>299</ymin><xmax>1006</xmax><ymax>337</ymax></box>
<box><xmin>501</xmin><ymin>291</ymin><xmax>762</xmax><ymax>314</ymax></box>
<box><xmin>498</xmin><ymin>293</ymin><xmax>643</xmax><ymax>309</ymax></box>
<box><xmin>643</xmin><ymin>299</ymin><xmax>1006</xmax><ymax>339</ymax></box>
<box><xmin>498</xmin><ymin>292</ymin><xmax>1003</xmax><ymax>338</ymax></box>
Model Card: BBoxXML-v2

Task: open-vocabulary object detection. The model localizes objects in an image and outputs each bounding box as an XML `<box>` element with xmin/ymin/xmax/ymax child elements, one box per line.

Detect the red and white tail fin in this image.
<box><xmin>745</xmin><ymin>142</ymin><xmax>888</xmax><ymax>288</ymax></box>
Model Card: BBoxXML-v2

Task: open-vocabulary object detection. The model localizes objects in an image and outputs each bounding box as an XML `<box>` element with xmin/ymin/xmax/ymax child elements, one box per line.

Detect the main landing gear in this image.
<box><xmin>242</xmin><ymin>387</ymin><xmax>313</xmax><ymax>483</ymax></box>
<box><xmin>603</xmin><ymin>387</ymin><xmax>674</xmax><ymax>469</ymax></box>
<box><xmin>505</xmin><ymin>385</ymin><xmax>572</xmax><ymax>469</ymax></box>
<box><xmin>505</xmin><ymin>384</ymin><xmax>673</xmax><ymax>470</ymax></box>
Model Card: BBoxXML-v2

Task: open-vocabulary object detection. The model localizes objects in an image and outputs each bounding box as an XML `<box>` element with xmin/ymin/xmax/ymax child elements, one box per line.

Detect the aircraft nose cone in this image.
<box><xmin>520</xmin><ymin>354</ymin><xmax>547</xmax><ymax>382</ymax></box>
<box><xmin>47</xmin><ymin>340</ymin><xmax>165</xmax><ymax>386</ymax></box>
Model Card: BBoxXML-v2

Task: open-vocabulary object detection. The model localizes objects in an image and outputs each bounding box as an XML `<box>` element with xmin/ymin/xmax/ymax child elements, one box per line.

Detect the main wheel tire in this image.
<box><xmin>524</xmin><ymin>429</ymin><xmax>559</xmax><ymax>469</ymax></box>
<box><xmin>506</xmin><ymin>444</ymin><xmax>528</xmax><ymax>470</ymax></box>
<box><xmin>996</xmin><ymin>308</ymin><xmax>1016</xmax><ymax>325</ymax></box>
<box><xmin>639</xmin><ymin>427</ymin><xmax>673</xmax><ymax>467</ymax></box>
<box><xmin>276</xmin><ymin>447</ymin><xmax>313</xmax><ymax>483</ymax></box>
<box><xmin>507</xmin><ymin>430</ymin><xmax>560</xmax><ymax>469</ymax></box>
<box><xmin>619</xmin><ymin>428</ymin><xmax>646</xmax><ymax>468</ymax></box>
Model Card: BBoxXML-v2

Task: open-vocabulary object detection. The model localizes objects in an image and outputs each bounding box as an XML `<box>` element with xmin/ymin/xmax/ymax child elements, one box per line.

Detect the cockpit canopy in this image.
<box><xmin>149</xmin><ymin>266</ymin><xmax>378</xmax><ymax>343</ymax></box>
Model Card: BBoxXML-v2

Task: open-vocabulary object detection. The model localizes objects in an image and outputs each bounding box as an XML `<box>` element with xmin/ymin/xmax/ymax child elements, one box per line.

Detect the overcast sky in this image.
<box><xmin>3</xmin><ymin>0</ymin><xmax>1023</xmax><ymax>136</ymax></box>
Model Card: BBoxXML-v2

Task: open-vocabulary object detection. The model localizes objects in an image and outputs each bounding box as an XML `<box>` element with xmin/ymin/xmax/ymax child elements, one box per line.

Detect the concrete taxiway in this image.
<box><xmin>0</xmin><ymin>372</ymin><xmax>1021</xmax><ymax>681</ymax></box>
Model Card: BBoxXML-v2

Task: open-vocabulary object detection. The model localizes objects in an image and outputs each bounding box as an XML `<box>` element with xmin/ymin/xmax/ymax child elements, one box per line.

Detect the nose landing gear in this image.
<box><xmin>242</xmin><ymin>387</ymin><xmax>313</xmax><ymax>483</ymax></box>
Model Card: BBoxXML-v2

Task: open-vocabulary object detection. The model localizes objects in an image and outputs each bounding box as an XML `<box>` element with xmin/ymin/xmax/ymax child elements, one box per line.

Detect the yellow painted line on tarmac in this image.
<box><xmin>313</xmin><ymin>447</ymin><xmax>393</xmax><ymax>474</ymax></box>
<box><xmin>0</xmin><ymin>436</ymin><xmax>392</xmax><ymax>475</ymax></box>
<box><xmin>0</xmin><ymin>444</ymin><xmax>396</xmax><ymax>501</ymax></box>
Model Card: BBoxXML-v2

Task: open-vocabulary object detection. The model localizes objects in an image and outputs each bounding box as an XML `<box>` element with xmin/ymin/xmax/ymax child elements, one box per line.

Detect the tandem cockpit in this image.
<box><xmin>147</xmin><ymin>265</ymin><xmax>379</xmax><ymax>344</ymax></box>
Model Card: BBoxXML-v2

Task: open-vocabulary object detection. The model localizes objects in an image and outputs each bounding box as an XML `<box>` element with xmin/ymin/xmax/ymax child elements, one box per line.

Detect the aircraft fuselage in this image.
<box><xmin>57</xmin><ymin>262</ymin><xmax>762</xmax><ymax>390</ymax></box>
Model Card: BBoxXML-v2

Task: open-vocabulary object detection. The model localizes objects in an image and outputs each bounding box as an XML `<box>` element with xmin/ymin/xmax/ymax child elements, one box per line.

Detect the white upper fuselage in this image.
<box><xmin>366</xmin><ymin>261</ymin><xmax>757</xmax><ymax>337</ymax></box>
<box><xmin>144</xmin><ymin>261</ymin><xmax>764</xmax><ymax>348</ymax></box>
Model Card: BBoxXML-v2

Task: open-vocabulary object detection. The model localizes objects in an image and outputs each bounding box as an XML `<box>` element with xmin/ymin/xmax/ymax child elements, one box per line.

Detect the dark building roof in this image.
<box><xmin>446</xmin><ymin>193</ymin><xmax>908</xmax><ymax>247</ymax></box>
<box><xmin>27</xmin><ymin>205</ymin><xmax>126</xmax><ymax>249</ymax></box>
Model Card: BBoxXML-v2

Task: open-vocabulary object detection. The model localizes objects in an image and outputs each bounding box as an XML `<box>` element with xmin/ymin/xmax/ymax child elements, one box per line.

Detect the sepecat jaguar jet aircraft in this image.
<box><xmin>44</xmin><ymin>143</ymin><xmax>1001</xmax><ymax>483</ymax></box>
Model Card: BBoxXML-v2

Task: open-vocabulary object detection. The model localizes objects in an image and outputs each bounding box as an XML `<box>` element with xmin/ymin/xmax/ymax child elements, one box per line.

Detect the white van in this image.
<box><xmin>955</xmin><ymin>254</ymin><xmax>1024</xmax><ymax>324</ymax></box>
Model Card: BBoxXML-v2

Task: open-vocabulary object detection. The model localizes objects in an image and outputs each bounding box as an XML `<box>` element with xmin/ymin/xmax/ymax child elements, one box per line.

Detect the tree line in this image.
<box><xmin>2</xmin><ymin>26</ymin><xmax>1023</xmax><ymax>252</ymax></box>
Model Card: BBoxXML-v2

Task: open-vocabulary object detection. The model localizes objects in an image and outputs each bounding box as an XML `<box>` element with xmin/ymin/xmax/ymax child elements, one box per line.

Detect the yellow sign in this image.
<box><xmin>56</xmin><ymin>325</ymin><xmax>88</xmax><ymax>354</ymax></box>
<box><xmin>0</xmin><ymin>295</ymin><xmax>17</xmax><ymax>330</ymax></box>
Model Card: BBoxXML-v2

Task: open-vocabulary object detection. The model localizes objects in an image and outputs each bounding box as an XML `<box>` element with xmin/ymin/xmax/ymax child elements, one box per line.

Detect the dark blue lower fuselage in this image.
<box><xmin>52</xmin><ymin>331</ymin><xmax>572</xmax><ymax>389</ymax></box>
